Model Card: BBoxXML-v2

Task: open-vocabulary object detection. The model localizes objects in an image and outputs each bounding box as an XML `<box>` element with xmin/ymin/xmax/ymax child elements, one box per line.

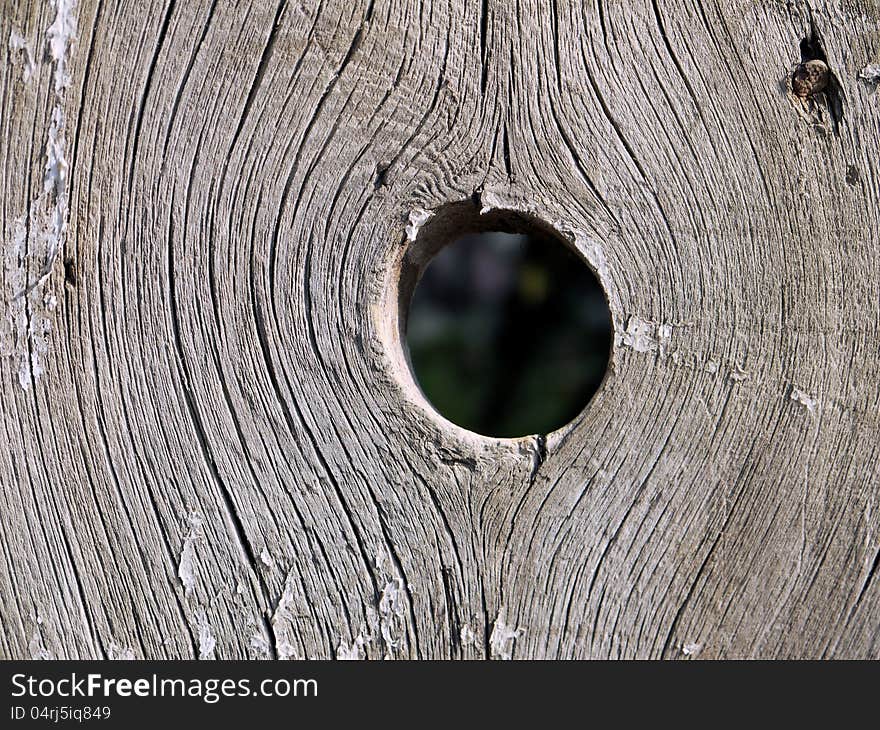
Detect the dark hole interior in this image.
<box><xmin>406</xmin><ymin>227</ymin><xmax>613</xmax><ymax>438</ymax></box>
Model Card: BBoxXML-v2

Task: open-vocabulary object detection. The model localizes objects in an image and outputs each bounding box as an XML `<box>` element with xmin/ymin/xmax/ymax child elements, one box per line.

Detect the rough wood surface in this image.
<box><xmin>2</xmin><ymin>0</ymin><xmax>879</xmax><ymax>660</ymax></box>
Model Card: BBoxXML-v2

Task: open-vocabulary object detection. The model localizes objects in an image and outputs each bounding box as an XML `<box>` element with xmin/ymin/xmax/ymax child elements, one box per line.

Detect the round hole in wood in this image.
<box><xmin>398</xmin><ymin>201</ymin><xmax>613</xmax><ymax>439</ymax></box>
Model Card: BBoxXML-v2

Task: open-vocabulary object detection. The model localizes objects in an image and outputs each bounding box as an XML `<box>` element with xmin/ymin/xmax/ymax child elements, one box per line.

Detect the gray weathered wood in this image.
<box><xmin>2</xmin><ymin>0</ymin><xmax>879</xmax><ymax>659</ymax></box>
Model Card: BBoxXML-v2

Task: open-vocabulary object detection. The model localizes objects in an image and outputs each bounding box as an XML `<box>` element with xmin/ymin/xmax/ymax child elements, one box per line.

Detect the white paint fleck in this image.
<box><xmin>260</xmin><ymin>548</ymin><xmax>275</xmax><ymax>568</ymax></box>
<box><xmin>6</xmin><ymin>216</ymin><xmax>31</xmax><ymax>389</ymax></box>
<box><xmin>249</xmin><ymin>632</ymin><xmax>272</xmax><ymax>659</ymax></box>
<box><xmin>177</xmin><ymin>511</ymin><xmax>202</xmax><ymax>596</ymax></box>
<box><xmin>272</xmin><ymin>571</ymin><xmax>296</xmax><ymax>622</ymax></box>
<box><xmin>459</xmin><ymin>624</ymin><xmax>476</xmax><ymax>647</ymax></box>
<box><xmin>657</xmin><ymin>324</ymin><xmax>674</xmax><ymax>357</ymax></box>
<box><xmin>729</xmin><ymin>365</ymin><xmax>750</xmax><ymax>383</ymax></box>
<box><xmin>478</xmin><ymin>189</ymin><xmax>521</xmax><ymax>215</ymax></box>
<box><xmin>704</xmin><ymin>359</ymin><xmax>719</xmax><ymax>374</ymax></box>
<box><xmin>619</xmin><ymin>316</ymin><xmax>656</xmax><ymax>353</ymax></box>
<box><xmin>8</xmin><ymin>29</ymin><xmax>37</xmax><ymax>83</ymax></box>
<box><xmin>44</xmin><ymin>106</ymin><xmax>69</xmax><ymax>198</ymax></box>
<box><xmin>17</xmin><ymin>363</ymin><xmax>31</xmax><ymax>390</ymax></box>
<box><xmin>681</xmin><ymin>642</ymin><xmax>703</xmax><ymax>657</ymax></box>
<box><xmin>197</xmin><ymin>612</ymin><xmax>216</xmax><ymax>660</ymax></box>
<box><xmin>859</xmin><ymin>64</ymin><xmax>880</xmax><ymax>84</ymax></box>
<box><xmin>617</xmin><ymin>316</ymin><xmax>674</xmax><ymax>356</ymax></box>
<box><xmin>336</xmin><ymin>633</ymin><xmax>369</xmax><ymax>660</ymax></box>
<box><xmin>378</xmin><ymin>578</ymin><xmax>406</xmax><ymax>651</ymax></box>
<box><xmin>405</xmin><ymin>208</ymin><xmax>433</xmax><ymax>242</ymax></box>
<box><xmin>572</xmin><ymin>232</ymin><xmax>610</xmax><ymax>284</ymax></box>
<box><xmin>28</xmin><ymin>633</ymin><xmax>52</xmax><ymax>660</ymax></box>
<box><xmin>276</xmin><ymin>642</ymin><xmax>299</xmax><ymax>660</ymax></box>
<box><xmin>791</xmin><ymin>387</ymin><xmax>819</xmax><ymax>414</ymax></box>
<box><xmin>489</xmin><ymin>614</ymin><xmax>523</xmax><ymax>660</ymax></box>
<box><xmin>11</xmin><ymin>216</ymin><xmax>27</xmax><ymax>259</ymax></box>
<box><xmin>108</xmin><ymin>642</ymin><xmax>136</xmax><ymax>660</ymax></box>
<box><xmin>270</xmin><ymin>571</ymin><xmax>307</xmax><ymax>659</ymax></box>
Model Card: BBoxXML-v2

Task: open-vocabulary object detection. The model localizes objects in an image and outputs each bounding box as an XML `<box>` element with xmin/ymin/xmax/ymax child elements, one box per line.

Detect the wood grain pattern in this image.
<box><xmin>2</xmin><ymin>0</ymin><xmax>879</xmax><ymax>659</ymax></box>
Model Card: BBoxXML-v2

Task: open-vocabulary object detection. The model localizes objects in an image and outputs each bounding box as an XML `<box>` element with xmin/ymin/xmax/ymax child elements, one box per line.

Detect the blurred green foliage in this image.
<box><xmin>407</xmin><ymin>231</ymin><xmax>612</xmax><ymax>438</ymax></box>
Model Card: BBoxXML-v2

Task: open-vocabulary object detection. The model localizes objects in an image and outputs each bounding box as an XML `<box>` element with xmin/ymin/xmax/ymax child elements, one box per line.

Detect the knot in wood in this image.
<box><xmin>791</xmin><ymin>59</ymin><xmax>829</xmax><ymax>98</ymax></box>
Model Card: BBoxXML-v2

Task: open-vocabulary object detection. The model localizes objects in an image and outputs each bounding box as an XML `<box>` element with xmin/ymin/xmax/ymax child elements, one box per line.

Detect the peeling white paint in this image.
<box><xmin>41</xmin><ymin>0</ymin><xmax>76</xmax><ymax>267</ymax></box>
<box><xmin>681</xmin><ymin>642</ymin><xmax>702</xmax><ymax>657</ymax></box>
<box><xmin>791</xmin><ymin>388</ymin><xmax>818</xmax><ymax>414</ymax></box>
<box><xmin>47</xmin><ymin>1</ymin><xmax>77</xmax><ymax>87</ymax></box>
<box><xmin>5</xmin><ymin>1</ymin><xmax>78</xmax><ymax>390</ymax></box>
<box><xmin>336</xmin><ymin>633</ymin><xmax>369</xmax><ymax>660</ymax></box>
<box><xmin>489</xmin><ymin>615</ymin><xmax>522</xmax><ymax>660</ymax></box>
<box><xmin>459</xmin><ymin>624</ymin><xmax>476</xmax><ymax>647</ymax></box>
<box><xmin>197</xmin><ymin>612</ymin><xmax>216</xmax><ymax>660</ymax></box>
<box><xmin>405</xmin><ymin>208</ymin><xmax>433</xmax><ymax>242</ymax></box>
<box><xmin>8</xmin><ymin>30</ymin><xmax>37</xmax><ymax>83</ymax></box>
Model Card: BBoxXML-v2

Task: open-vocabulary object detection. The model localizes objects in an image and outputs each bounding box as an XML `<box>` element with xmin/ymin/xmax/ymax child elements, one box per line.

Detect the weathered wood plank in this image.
<box><xmin>2</xmin><ymin>0</ymin><xmax>879</xmax><ymax>659</ymax></box>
